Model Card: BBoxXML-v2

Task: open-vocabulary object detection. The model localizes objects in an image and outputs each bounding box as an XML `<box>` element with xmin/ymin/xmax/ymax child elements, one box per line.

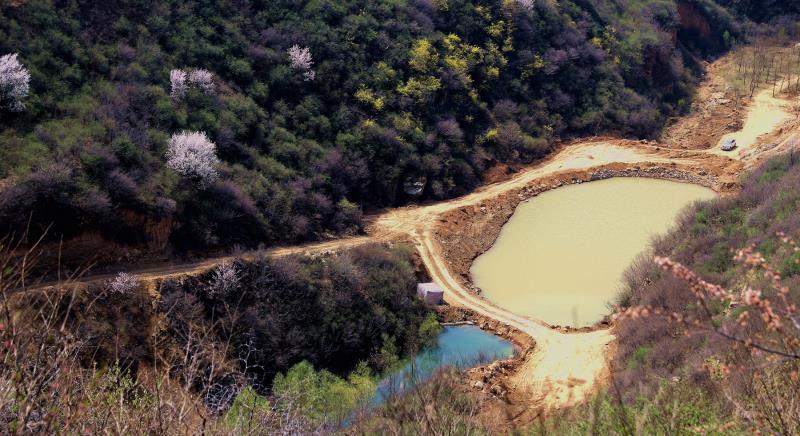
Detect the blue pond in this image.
<box><xmin>369</xmin><ymin>324</ymin><xmax>514</xmax><ymax>408</ymax></box>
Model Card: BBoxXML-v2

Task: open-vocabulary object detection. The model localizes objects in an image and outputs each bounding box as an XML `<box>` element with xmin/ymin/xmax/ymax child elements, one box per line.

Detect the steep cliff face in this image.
<box><xmin>677</xmin><ymin>0</ymin><xmax>713</xmax><ymax>40</ymax></box>
<box><xmin>120</xmin><ymin>209</ymin><xmax>173</xmax><ymax>251</ymax></box>
<box><xmin>676</xmin><ymin>0</ymin><xmax>726</xmax><ymax>55</ymax></box>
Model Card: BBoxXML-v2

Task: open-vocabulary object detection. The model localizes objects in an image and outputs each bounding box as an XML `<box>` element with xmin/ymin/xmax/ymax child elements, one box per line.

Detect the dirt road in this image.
<box><xmin>370</xmin><ymin>140</ymin><xmax>729</xmax><ymax>409</ymax></box>
<box><xmin>705</xmin><ymin>88</ymin><xmax>793</xmax><ymax>159</ymax></box>
<box><xmin>388</xmin><ymin>84</ymin><xmax>795</xmax><ymax>409</ymax></box>
<box><xmin>34</xmin><ymin>56</ymin><xmax>799</xmax><ymax>412</ymax></box>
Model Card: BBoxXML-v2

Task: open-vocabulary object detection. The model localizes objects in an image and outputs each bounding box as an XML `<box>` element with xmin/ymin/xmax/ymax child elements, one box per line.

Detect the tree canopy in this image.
<box><xmin>0</xmin><ymin>0</ymin><xmax>741</xmax><ymax>252</ymax></box>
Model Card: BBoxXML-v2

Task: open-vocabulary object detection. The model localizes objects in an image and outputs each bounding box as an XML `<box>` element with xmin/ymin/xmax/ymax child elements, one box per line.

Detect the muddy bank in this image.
<box><xmin>435</xmin><ymin>305</ymin><xmax>542</xmax><ymax>429</ymax></box>
<box><xmin>436</xmin><ymin>306</ymin><xmax>536</xmax><ymax>414</ymax></box>
<box><xmin>432</xmin><ymin>162</ymin><xmax>729</xmax><ymax>330</ymax></box>
<box><xmin>437</xmin><ymin>305</ymin><xmax>535</xmax><ymax>353</ymax></box>
<box><xmin>436</xmin><ymin>305</ymin><xmax>534</xmax><ymax>395</ymax></box>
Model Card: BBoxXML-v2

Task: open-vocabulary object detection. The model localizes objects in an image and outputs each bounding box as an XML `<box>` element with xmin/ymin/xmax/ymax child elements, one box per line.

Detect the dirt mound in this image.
<box><xmin>662</xmin><ymin>58</ymin><xmax>744</xmax><ymax>150</ymax></box>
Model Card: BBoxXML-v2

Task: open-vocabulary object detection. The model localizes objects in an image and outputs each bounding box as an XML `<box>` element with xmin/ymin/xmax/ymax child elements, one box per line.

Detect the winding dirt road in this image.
<box><xmin>374</xmin><ymin>84</ymin><xmax>796</xmax><ymax>408</ymax></box>
<box><xmin>36</xmin><ymin>60</ymin><xmax>799</xmax><ymax>412</ymax></box>
<box><xmin>370</xmin><ymin>140</ymin><xmax>736</xmax><ymax>409</ymax></box>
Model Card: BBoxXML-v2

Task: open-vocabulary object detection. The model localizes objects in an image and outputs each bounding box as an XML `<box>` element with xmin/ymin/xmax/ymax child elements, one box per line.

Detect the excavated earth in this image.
<box><xmin>434</xmin><ymin>162</ymin><xmax>731</xmax><ymax>330</ymax></box>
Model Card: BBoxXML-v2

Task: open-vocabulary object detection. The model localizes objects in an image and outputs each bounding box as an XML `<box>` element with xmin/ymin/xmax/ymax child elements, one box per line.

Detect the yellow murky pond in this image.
<box><xmin>470</xmin><ymin>178</ymin><xmax>716</xmax><ymax>327</ymax></box>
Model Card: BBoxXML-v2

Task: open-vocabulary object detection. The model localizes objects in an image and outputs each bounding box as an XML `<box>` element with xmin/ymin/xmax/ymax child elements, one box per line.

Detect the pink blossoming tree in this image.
<box><xmin>189</xmin><ymin>69</ymin><xmax>215</xmax><ymax>94</ymax></box>
<box><xmin>170</xmin><ymin>68</ymin><xmax>215</xmax><ymax>101</ymax></box>
<box><xmin>170</xmin><ymin>69</ymin><xmax>188</xmax><ymax>101</ymax></box>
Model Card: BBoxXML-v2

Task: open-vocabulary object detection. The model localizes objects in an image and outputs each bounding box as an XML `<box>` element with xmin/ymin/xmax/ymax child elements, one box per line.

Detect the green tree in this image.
<box><xmin>271</xmin><ymin>360</ymin><xmax>376</xmax><ymax>425</ymax></box>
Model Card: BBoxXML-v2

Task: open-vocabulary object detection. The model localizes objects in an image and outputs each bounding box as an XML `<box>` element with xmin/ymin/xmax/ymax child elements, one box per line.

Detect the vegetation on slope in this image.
<box><xmin>542</xmin><ymin>152</ymin><xmax>800</xmax><ymax>434</ymax></box>
<box><xmin>0</xmin><ymin>0</ymin><xmax>707</xmax><ymax>253</ymax></box>
<box><xmin>713</xmin><ymin>0</ymin><xmax>800</xmax><ymax>23</ymax></box>
<box><xmin>0</xmin><ymin>241</ymin><xmax>439</xmax><ymax>432</ymax></box>
<box><xmin>1</xmin><ymin>0</ymin><xmax>799</xmax><ymax>433</ymax></box>
<box><xmin>161</xmin><ymin>243</ymin><xmax>437</xmax><ymax>383</ymax></box>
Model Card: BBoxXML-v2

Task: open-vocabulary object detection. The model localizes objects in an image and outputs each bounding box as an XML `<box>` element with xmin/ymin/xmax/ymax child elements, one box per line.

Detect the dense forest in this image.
<box><xmin>159</xmin><ymin>243</ymin><xmax>437</xmax><ymax>384</ymax></box>
<box><xmin>1</xmin><ymin>0</ymin><xmax>733</xmax><ymax>254</ymax></box>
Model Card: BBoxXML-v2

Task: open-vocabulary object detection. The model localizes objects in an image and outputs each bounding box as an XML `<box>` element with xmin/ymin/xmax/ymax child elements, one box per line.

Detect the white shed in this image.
<box><xmin>417</xmin><ymin>282</ymin><xmax>444</xmax><ymax>304</ymax></box>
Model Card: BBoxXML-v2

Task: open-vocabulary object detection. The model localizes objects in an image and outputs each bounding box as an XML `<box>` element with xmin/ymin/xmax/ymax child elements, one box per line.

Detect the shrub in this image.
<box><xmin>356</xmin><ymin>369</ymin><xmax>486</xmax><ymax>434</ymax></box>
<box><xmin>209</xmin><ymin>261</ymin><xmax>239</xmax><ymax>298</ymax></box>
<box><xmin>271</xmin><ymin>360</ymin><xmax>376</xmax><ymax>426</ymax></box>
<box><xmin>539</xmin><ymin>382</ymin><xmax>739</xmax><ymax>435</ymax></box>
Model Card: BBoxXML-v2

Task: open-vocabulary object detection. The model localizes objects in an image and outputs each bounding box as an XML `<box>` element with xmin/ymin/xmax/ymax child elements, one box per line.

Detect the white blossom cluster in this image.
<box><xmin>517</xmin><ymin>0</ymin><xmax>535</xmax><ymax>13</ymax></box>
<box><xmin>170</xmin><ymin>69</ymin><xmax>188</xmax><ymax>100</ymax></box>
<box><xmin>287</xmin><ymin>45</ymin><xmax>315</xmax><ymax>81</ymax></box>
<box><xmin>109</xmin><ymin>272</ymin><xmax>139</xmax><ymax>295</ymax></box>
<box><xmin>189</xmin><ymin>69</ymin><xmax>215</xmax><ymax>94</ymax></box>
<box><xmin>0</xmin><ymin>53</ymin><xmax>31</xmax><ymax>112</ymax></box>
<box><xmin>170</xmin><ymin>68</ymin><xmax>215</xmax><ymax>100</ymax></box>
<box><xmin>209</xmin><ymin>261</ymin><xmax>240</xmax><ymax>298</ymax></box>
<box><xmin>166</xmin><ymin>131</ymin><xmax>220</xmax><ymax>185</ymax></box>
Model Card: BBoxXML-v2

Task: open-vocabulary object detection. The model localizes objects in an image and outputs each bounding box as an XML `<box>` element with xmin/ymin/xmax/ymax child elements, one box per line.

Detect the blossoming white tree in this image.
<box><xmin>287</xmin><ymin>45</ymin><xmax>315</xmax><ymax>81</ymax></box>
<box><xmin>209</xmin><ymin>261</ymin><xmax>240</xmax><ymax>298</ymax></box>
<box><xmin>0</xmin><ymin>53</ymin><xmax>31</xmax><ymax>112</ymax></box>
<box><xmin>189</xmin><ymin>68</ymin><xmax>215</xmax><ymax>94</ymax></box>
<box><xmin>170</xmin><ymin>68</ymin><xmax>215</xmax><ymax>101</ymax></box>
<box><xmin>517</xmin><ymin>0</ymin><xmax>534</xmax><ymax>13</ymax></box>
<box><xmin>109</xmin><ymin>272</ymin><xmax>139</xmax><ymax>295</ymax></box>
<box><xmin>166</xmin><ymin>131</ymin><xmax>219</xmax><ymax>185</ymax></box>
<box><xmin>170</xmin><ymin>69</ymin><xmax>188</xmax><ymax>101</ymax></box>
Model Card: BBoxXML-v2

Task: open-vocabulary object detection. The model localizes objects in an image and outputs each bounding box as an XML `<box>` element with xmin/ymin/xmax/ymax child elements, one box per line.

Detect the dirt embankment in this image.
<box><xmin>662</xmin><ymin>55</ymin><xmax>745</xmax><ymax>150</ymax></box>
<box><xmin>436</xmin><ymin>305</ymin><xmax>543</xmax><ymax>430</ymax></box>
<box><xmin>437</xmin><ymin>305</ymin><xmax>535</xmax><ymax>353</ymax></box>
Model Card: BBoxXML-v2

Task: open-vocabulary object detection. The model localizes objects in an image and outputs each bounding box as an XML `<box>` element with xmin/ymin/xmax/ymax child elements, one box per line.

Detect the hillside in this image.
<box><xmin>0</xmin><ymin>242</ymin><xmax>443</xmax><ymax>433</ymax></box>
<box><xmin>532</xmin><ymin>150</ymin><xmax>800</xmax><ymax>435</ymax></box>
<box><xmin>0</xmin><ymin>0</ymin><xmax>725</xmax><ymax>263</ymax></box>
<box><xmin>1</xmin><ymin>0</ymin><xmax>800</xmax><ymax>434</ymax></box>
